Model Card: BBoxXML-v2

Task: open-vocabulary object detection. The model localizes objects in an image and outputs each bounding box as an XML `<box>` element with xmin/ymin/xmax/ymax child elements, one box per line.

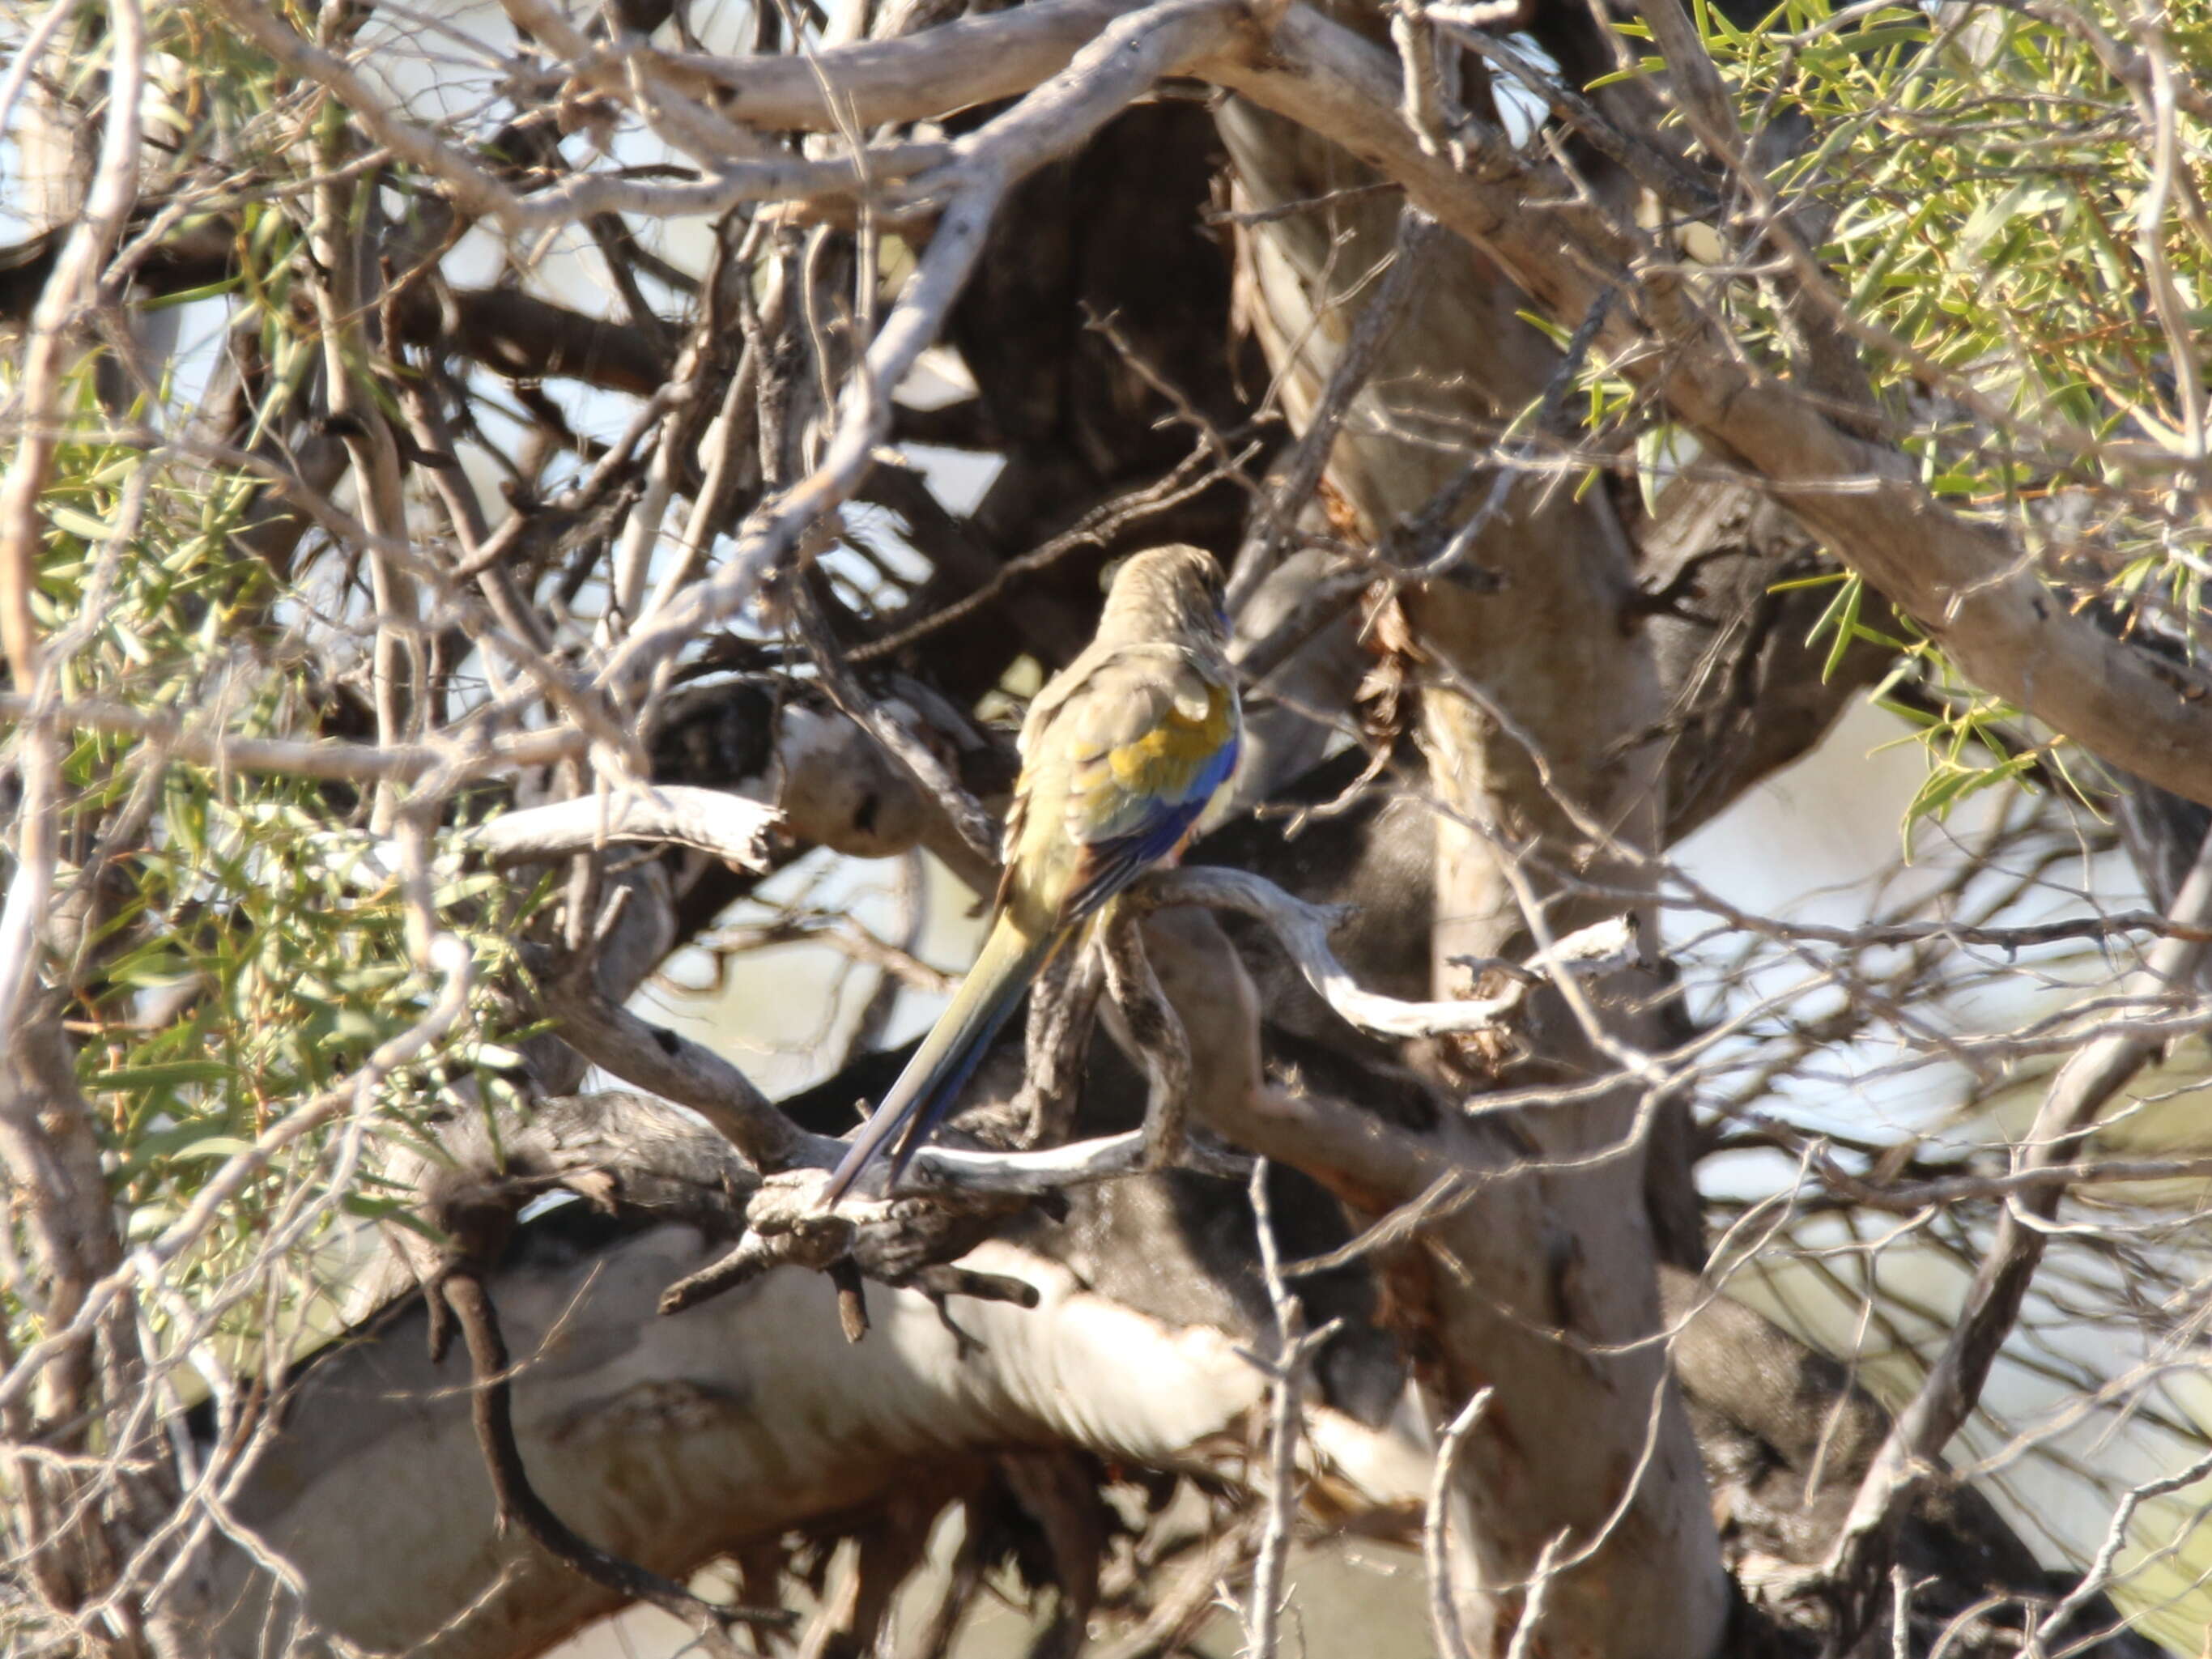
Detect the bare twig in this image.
<box><xmin>1443</xmin><ymin>27</ymin><xmax>1715</xmax><ymax>214</ymax></box>
<box><xmin>1411</xmin><ymin>290</ymin><xmax>1611</xmax><ymax>584</ymax></box>
<box><xmin>1389</xmin><ymin>0</ymin><xmax>1455</xmax><ymax>155</ymax></box>
<box><xmin>1134</xmin><ymin>867</ymin><xmax>1640</xmax><ymax>1039</ymax></box>
<box><xmin>1499</xmin><ymin>1532</ymin><xmax>1568</xmax><ymax>1659</ymax></box>
<box><xmin>1827</xmin><ymin>823</ymin><xmax>2212</xmax><ymax>1625</ymax></box>
<box><xmin>465</xmin><ymin>787</ymin><xmax>781</xmax><ymax>872</ymax></box>
<box><xmin>2028</xmin><ymin>1444</ymin><xmax>2212</xmax><ymax>1656</ymax></box>
<box><xmin>599</xmin><ymin>0</ymin><xmax>1244</xmax><ymax>701</ymax></box>
<box><xmin>1423</xmin><ymin>1387</ymin><xmax>1493</xmax><ymax>1659</ymax></box>
<box><xmin>1094</xmin><ymin>1515</ymin><xmax>1264</xmax><ymax>1659</ymax></box>
<box><xmin>912</xmin><ymin>1129</ymin><xmax>1248</xmax><ymax>1192</ymax></box>
<box><xmin>0</xmin><ymin>692</ymin><xmax>588</xmax><ymax>785</ymax></box>
<box><xmin>437</xmin><ymin>1269</ymin><xmax>789</xmax><ymax>1651</ymax></box>
<box><xmin>2127</xmin><ymin>14</ymin><xmax>2206</xmax><ymax>460</ymax></box>
<box><xmin>789</xmin><ymin>585</ymin><xmax>1002</xmax><ymax>869</ymax></box>
<box><xmin>1246</xmin><ymin>1159</ymin><xmax>1319</xmax><ymax>1659</ymax></box>
<box><xmin>1225</xmin><ymin>208</ymin><xmax>1446</xmax><ymax>614</ymax></box>
<box><xmin>1806</xmin><ymin>1146</ymin><xmax>2212</xmax><ymax>1214</ymax></box>
<box><xmin>0</xmin><ymin>0</ymin><xmax>145</xmax><ymax>1040</ymax></box>
<box><xmin>307</xmin><ymin>89</ymin><xmax>420</xmax><ymax>833</ymax></box>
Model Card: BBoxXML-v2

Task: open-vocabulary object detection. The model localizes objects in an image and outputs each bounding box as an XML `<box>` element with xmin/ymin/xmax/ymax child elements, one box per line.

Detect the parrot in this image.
<box><xmin>822</xmin><ymin>544</ymin><xmax>1240</xmax><ymax>1205</ymax></box>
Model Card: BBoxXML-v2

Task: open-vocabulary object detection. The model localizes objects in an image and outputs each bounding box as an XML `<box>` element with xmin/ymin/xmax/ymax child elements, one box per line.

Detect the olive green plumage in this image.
<box><xmin>823</xmin><ymin>546</ymin><xmax>1240</xmax><ymax>1202</ymax></box>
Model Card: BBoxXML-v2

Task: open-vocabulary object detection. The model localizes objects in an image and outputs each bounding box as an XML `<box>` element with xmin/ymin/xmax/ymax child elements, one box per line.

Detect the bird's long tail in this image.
<box><xmin>822</xmin><ymin>912</ymin><xmax>1060</xmax><ymax>1206</ymax></box>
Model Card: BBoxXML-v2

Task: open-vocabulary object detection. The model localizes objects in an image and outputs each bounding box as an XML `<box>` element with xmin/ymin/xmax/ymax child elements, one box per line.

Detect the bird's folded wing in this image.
<box><xmin>1044</xmin><ymin>653</ymin><xmax>1239</xmax><ymax>918</ymax></box>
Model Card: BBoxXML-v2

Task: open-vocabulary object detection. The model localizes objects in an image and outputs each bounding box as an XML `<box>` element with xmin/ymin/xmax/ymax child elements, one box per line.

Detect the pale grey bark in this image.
<box><xmin>1215</xmin><ymin>70</ymin><xmax>1730</xmax><ymax>1658</ymax></box>
<box><xmin>181</xmin><ymin>1195</ymin><xmax>1423</xmax><ymax>1657</ymax></box>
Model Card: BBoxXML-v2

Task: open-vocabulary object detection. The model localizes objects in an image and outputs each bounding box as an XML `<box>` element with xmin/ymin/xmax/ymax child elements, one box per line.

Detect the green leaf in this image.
<box><xmin>49</xmin><ymin>504</ymin><xmax>115</xmax><ymax>542</ymax></box>
<box><xmin>88</xmin><ymin>1060</ymin><xmax>232</xmax><ymax>1091</ymax></box>
<box><xmin>140</xmin><ymin>274</ymin><xmax>245</xmax><ymax>312</ymax></box>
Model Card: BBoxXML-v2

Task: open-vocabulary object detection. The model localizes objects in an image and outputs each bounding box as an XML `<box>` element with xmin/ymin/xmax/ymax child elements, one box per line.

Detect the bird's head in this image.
<box><xmin>1095</xmin><ymin>544</ymin><xmax>1230</xmax><ymax>649</ymax></box>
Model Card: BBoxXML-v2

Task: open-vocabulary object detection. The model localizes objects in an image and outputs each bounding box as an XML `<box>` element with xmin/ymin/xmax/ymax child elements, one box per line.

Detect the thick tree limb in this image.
<box><xmin>401</xmin><ymin>287</ymin><xmax>672</xmax><ymax>396</ymax></box>
<box><xmin>1194</xmin><ymin>7</ymin><xmax>2212</xmax><ymax>807</ymax></box>
<box><xmin>535</xmin><ymin>955</ymin><xmax>823</xmax><ymax>1174</ymax></box>
<box><xmin>1097</xmin><ymin>904</ymin><xmax>1194</xmax><ymax>1168</ymax></box>
<box><xmin>1</xmin><ymin>220</ymin><xmax>675</xmax><ymax>393</ymax></box>
<box><xmin>655</xmin><ymin>0</ymin><xmax>1142</xmax><ymax>125</ymax></box>
<box><xmin>188</xmin><ymin>1223</ymin><xmax>1425</xmax><ymax>1659</ymax></box>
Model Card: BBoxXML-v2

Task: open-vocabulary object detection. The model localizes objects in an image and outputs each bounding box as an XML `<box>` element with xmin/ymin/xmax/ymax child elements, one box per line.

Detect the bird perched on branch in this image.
<box><xmin>823</xmin><ymin>545</ymin><xmax>1240</xmax><ymax>1204</ymax></box>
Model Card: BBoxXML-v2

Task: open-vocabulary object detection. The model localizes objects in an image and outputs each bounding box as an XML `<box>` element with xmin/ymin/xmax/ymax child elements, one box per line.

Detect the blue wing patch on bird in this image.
<box><xmin>1061</xmin><ymin>678</ymin><xmax>1238</xmax><ymax>840</ymax></box>
<box><xmin>1060</xmin><ymin>730</ymin><xmax>1239</xmax><ymax>921</ymax></box>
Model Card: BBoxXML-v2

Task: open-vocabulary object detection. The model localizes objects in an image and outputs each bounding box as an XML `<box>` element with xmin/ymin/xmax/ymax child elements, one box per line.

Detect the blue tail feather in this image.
<box><xmin>878</xmin><ymin>986</ymin><xmax>1025</xmax><ymax>1184</ymax></box>
<box><xmin>821</xmin><ymin>920</ymin><xmax>1054</xmax><ymax>1205</ymax></box>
